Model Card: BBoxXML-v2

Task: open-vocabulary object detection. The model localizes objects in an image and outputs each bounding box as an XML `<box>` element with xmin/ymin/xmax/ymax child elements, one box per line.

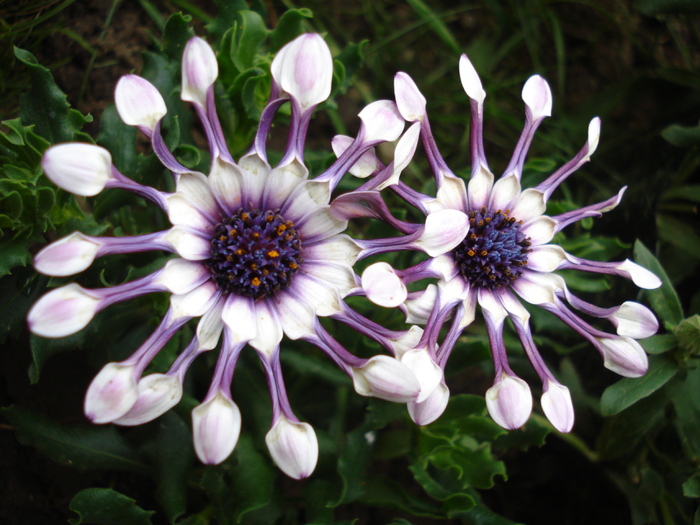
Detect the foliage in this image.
<box><xmin>2</xmin><ymin>1</ymin><xmax>700</xmax><ymax>524</ymax></box>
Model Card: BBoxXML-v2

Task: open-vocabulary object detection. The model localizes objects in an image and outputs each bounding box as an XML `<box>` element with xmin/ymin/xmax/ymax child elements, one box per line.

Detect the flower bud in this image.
<box><xmin>358</xmin><ymin>100</ymin><xmax>405</xmax><ymax>143</ymax></box>
<box><xmin>394</xmin><ymin>72</ymin><xmax>426</xmax><ymax>122</ymax></box>
<box><xmin>115</xmin><ymin>74</ymin><xmax>167</xmax><ymax>130</ymax></box>
<box><xmin>84</xmin><ymin>363</ymin><xmax>139</xmax><ymax>424</ymax></box>
<box><xmin>408</xmin><ymin>381</ymin><xmax>449</xmax><ymax>425</ymax></box>
<box><xmin>485</xmin><ymin>373</ymin><xmax>533</xmax><ymax>430</ymax></box>
<box><xmin>352</xmin><ymin>355</ymin><xmax>420</xmax><ymax>403</ymax></box>
<box><xmin>610</xmin><ymin>301</ymin><xmax>659</xmax><ymax>339</ymax></box>
<box><xmin>616</xmin><ymin>260</ymin><xmax>662</xmax><ymax>289</ymax></box>
<box><xmin>266</xmin><ymin>415</ymin><xmax>319</xmax><ymax>479</ymax></box>
<box><xmin>362</xmin><ymin>262</ymin><xmax>407</xmax><ymax>308</ymax></box>
<box><xmin>541</xmin><ymin>381</ymin><xmax>574</xmax><ymax>433</ymax></box>
<box><xmin>522</xmin><ymin>75</ymin><xmax>552</xmax><ymax>120</ymax></box>
<box><xmin>28</xmin><ymin>284</ymin><xmax>101</xmax><ymax>338</ymax></box>
<box><xmin>113</xmin><ymin>373</ymin><xmax>183</xmax><ymax>426</ymax></box>
<box><xmin>400</xmin><ymin>347</ymin><xmax>442</xmax><ymax>403</ymax></box>
<box><xmin>271</xmin><ymin>33</ymin><xmax>333</xmax><ymax>110</ymax></box>
<box><xmin>181</xmin><ymin>37</ymin><xmax>218</xmax><ymax>107</ymax></box>
<box><xmin>42</xmin><ymin>143</ymin><xmax>113</xmax><ymax>196</ymax></box>
<box><xmin>331</xmin><ymin>135</ymin><xmax>379</xmax><ymax>177</ymax></box>
<box><xmin>459</xmin><ymin>54</ymin><xmax>485</xmax><ymax>104</ymax></box>
<box><xmin>598</xmin><ymin>336</ymin><xmax>648</xmax><ymax>378</ymax></box>
<box><xmin>34</xmin><ymin>232</ymin><xmax>100</xmax><ymax>276</ymax></box>
<box><xmin>192</xmin><ymin>392</ymin><xmax>242</xmax><ymax>464</ymax></box>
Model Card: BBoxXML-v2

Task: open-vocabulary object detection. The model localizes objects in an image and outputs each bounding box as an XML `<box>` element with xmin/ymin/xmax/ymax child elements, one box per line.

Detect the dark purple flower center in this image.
<box><xmin>452</xmin><ymin>207</ymin><xmax>531</xmax><ymax>289</ymax></box>
<box><xmin>207</xmin><ymin>209</ymin><xmax>302</xmax><ymax>299</ymax></box>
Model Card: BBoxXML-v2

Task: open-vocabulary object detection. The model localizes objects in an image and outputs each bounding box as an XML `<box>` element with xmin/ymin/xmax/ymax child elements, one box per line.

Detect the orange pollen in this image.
<box><xmin>251</xmin><ymin>277</ymin><xmax>261</xmax><ymax>287</ymax></box>
<box><xmin>268</xmin><ymin>250</ymin><xmax>280</xmax><ymax>258</ymax></box>
<box><xmin>467</xmin><ymin>250</ymin><xmax>475</xmax><ymax>257</ymax></box>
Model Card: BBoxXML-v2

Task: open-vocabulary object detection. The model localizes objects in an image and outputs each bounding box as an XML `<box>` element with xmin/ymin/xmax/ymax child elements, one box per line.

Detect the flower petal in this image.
<box><xmin>192</xmin><ymin>393</ymin><xmax>242</xmax><ymax>464</ymax></box>
<box><xmin>115</xmin><ymin>74</ymin><xmax>167</xmax><ymax>130</ymax></box>
<box><xmin>113</xmin><ymin>373</ymin><xmax>183</xmax><ymax>426</ymax></box>
<box><xmin>42</xmin><ymin>143</ymin><xmax>113</xmax><ymax>196</ymax></box>
<box><xmin>485</xmin><ymin>373</ymin><xmax>533</xmax><ymax>430</ymax></box>
<box><xmin>181</xmin><ymin>36</ymin><xmax>218</xmax><ymax>107</ymax></box>
<box><xmin>84</xmin><ymin>362</ymin><xmax>139</xmax><ymax>423</ymax></box>
<box><xmin>541</xmin><ymin>381</ymin><xmax>574</xmax><ymax>433</ymax></box>
<box><xmin>28</xmin><ymin>283</ymin><xmax>101</xmax><ymax>337</ymax></box>
<box><xmin>408</xmin><ymin>381</ymin><xmax>450</xmax><ymax>425</ymax></box>
<box><xmin>34</xmin><ymin>232</ymin><xmax>101</xmax><ymax>276</ymax></box>
<box><xmin>266</xmin><ymin>416</ymin><xmax>319</xmax><ymax>479</ymax></box>
<box><xmin>362</xmin><ymin>262</ymin><xmax>407</xmax><ymax>307</ymax></box>
<box><xmin>352</xmin><ymin>355</ymin><xmax>421</xmax><ymax>402</ymax></box>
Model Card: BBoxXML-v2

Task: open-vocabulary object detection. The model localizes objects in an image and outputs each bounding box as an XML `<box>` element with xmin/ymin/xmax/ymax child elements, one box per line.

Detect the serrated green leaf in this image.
<box><xmin>359</xmin><ymin>475</ymin><xmax>443</xmax><ymax>518</ymax></box>
<box><xmin>162</xmin><ymin>12</ymin><xmax>195</xmax><ymax>60</ymax></box>
<box><xmin>15</xmin><ymin>47</ymin><xmax>91</xmax><ymax>143</ymax></box>
<box><xmin>600</xmin><ymin>355</ymin><xmax>678</xmax><ymax>416</ymax></box>
<box><xmin>634</xmin><ymin>240</ymin><xmax>684</xmax><ymax>328</ymax></box>
<box><xmin>232</xmin><ymin>11</ymin><xmax>267</xmax><ymax>72</ymax></box>
<box><xmin>2</xmin><ymin>405</ymin><xmax>148</xmax><ymax>473</ymax></box>
<box><xmin>268</xmin><ymin>8</ymin><xmax>314</xmax><ymax>52</ymax></box>
<box><xmin>68</xmin><ymin>488</ymin><xmax>154</xmax><ymax>525</ymax></box>
<box><xmin>0</xmin><ymin>237</ymin><xmax>34</xmax><ymax>277</ymax></box>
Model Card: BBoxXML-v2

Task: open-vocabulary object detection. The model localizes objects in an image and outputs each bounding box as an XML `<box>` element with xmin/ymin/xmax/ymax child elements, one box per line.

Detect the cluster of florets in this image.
<box><xmin>27</xmin><ymin>30</ymin><xmax>661</xmax><ymax>479</ymax></box>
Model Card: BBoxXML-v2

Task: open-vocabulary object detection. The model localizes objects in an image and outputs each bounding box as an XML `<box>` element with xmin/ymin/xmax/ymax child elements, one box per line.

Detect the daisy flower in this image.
<box><xmin>358</xmin><ymin>54</ymin><xmax>662</xmax><ymax>432</ymax></box>
<box><xmin>26</xmin><ymin>34</ymin><xmax>463</xmax><ymax>479</ymax></box>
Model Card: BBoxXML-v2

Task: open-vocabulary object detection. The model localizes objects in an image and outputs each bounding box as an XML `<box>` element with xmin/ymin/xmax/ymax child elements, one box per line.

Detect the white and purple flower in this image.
<box><xmin>357</xmin><ymin>54</ymin><xmax>662</xmax><ymax>432</ymax></box>
<box><xmin>27</xmin><ymin>34</ymin><xmax>467</xmax><ymax>478</ymax></box>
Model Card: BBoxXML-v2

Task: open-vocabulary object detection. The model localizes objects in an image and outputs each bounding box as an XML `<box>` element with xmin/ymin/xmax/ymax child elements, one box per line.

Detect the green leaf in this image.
<box><xmin>231</xmin><ymin>10</ymin><xmax>268</xmax><ymax>72</ymax></box>
<box><xmin>405</xmin><ymin>0</ymin><xmax>461</xmax><ymax>54</ymax></box>
<box><xmin>359</xmin><ymin>475</ymin><xmax>443</xmax><ymax>518</ymax></box>
<box><xmin>154</xmin><ymin>412</ymin><xmax>193</xmax><ymax>524</ymax></box>
<box><xmin>0</xmin><ymin>237</ymin><xmax>34</xmax><ymax>277</ymax></box>
<box><xmin>636</xmin><ymin>0</ymin><xmax>700</xmax><ymax>15</ymax></box>
<box><xmin>634</xmin><ymin>240</ymin><xmax>684</xmax><ymax>328</ymax></box>
<box><xmin>68</xmin><ymin>488</ymin><xmax>154</xmax><ymax>525</ymax></box>
<box><xmin>668</xmin><ymin>376</ymin><xmax>700</xmax><ymax>461</ymax></box>
<box><xmin>97</xmin><ymin>105</ymin><xmax>136</xmax><ymax>173</ymax></box>
<box><xmin>2</xmin><ymin>405</ymin><xmax>148</xmax><ymax>473</ymax></box>
<box><xmin>657</xmin><ymin>214</ymin><xmax>700</xmax><ymax>259</ymax></box>
<box><xmin>15</xmin><ymin>47</ymin><xmax>92</xmax><ymax>143</ymax></box>
<box><xmin>640</xmin><ymin>333</ymin><xmax>678</xmax><ymax>354</ymax></box>
<box><xmin>162</xmin><ymin>12</ymin><xmax>195</xmax><ymax>60</ymax></box>
<box><xmin>600</xmin><ymin>355</ymin><xmax>679</xmax><ymax>416</ymax></box>
<box><xmin>268</xmin><ymin>8</ymin><xmax>314</xmax><ymax>52</ymax></box>
<box><xmin>683</xmin><ymin>473</ymin><xmax>700</xmax><ymax>498</ymax></box>
<box><xmin>29</xmin><ymin>332</ymin><xmax>89</xmax><ymax>383</ymax></box>
<box><xmin>675</xmin><ymin>315</ymin><xmax>700</xmax><ymax>355</ymax></box>
<box><xmin>229</xmin><ymin>433</ymin><xmax>276</xmax><ymax>522</ymax></box>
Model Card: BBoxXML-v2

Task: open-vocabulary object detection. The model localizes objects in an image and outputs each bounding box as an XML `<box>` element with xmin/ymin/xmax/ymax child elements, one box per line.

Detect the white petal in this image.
<box><xmin>400</xmin><ymin>348</ymin><xmax>442</xmax><ymax>403</ymax></box>
<box><xmin>404</xmin><ymin>284</ymin><xmax>438</xmax><ymax>325</ymax></box>
<box><xmin>489</xmin><ymin>174</ymin><xmax>521</xmax><ymax>212</ymax></box>
<box><xmin>459</xmin><ymin>54</ymin><xmax>485</xmax><ymax>104</ymax></box>
<box><xmin>511</xmin><ymin>272</ymin><xmax>561</xmax><ymax>306</ymax></box>
<box><xmin>155</xmin><ymin>258</ymin><xmax>210</xmax><ymax>295</ymax></box>
<box><xmin>362</xmin><ymin>262</ymin><xmax>407</xmax><ymax>308</ymax></box>
<box><xmin>42</xmin><ymin>143</ymin><xmax>113</xmax><ymax>196</ymax></box>
<box><xmin>358</xmin><ymin>100</ymin><xmax>405</xmax><ymax>143</ymax></box>
<box><xmin>113</xmin><ymin>373</ymin><xmax>183</xmax><ymax>426</ymax></box>
<box><xmin>208</xmin><ymin>157</ymin><xmax>245</xmax><ymax>213</ymax></box>
<box><xmin>266</xmin><ymin>416</ymin><xmax>318</xmax><ymax>479</ymax></box>
<box><xmin>389</xmin><ymin>325</ymin><xmax>424</xmax><ymax>360</ymax></box>
<box><xmin>28</xmin><ymin>283</ymin><xmax>101</xmax><ymax>337</ymax></box>
<box><xmin>394</xmin><ymin>72</ymin><xmax>427</xmax><ymax>122</ymax></box>
<box><xmin>181</xmin><ymin>37</ymin><xmax>218</xmax><ymax>106</ymax></box>
<box><xmin>264</xmin><ymin>157</ymin><xmax>309</xmax><ymax>209</ymax></box>
<box><xmin>352</xmin><ymin>355</ymin><xmax>421</xmax><ymax>402</ymax></box>
<box><xmin>196</xmin><ymin>300</ymin><xmax>225</xmax><ymax>350</ymax></box>
<box><xmin>527</xmin><ymin>245</ymin><xmax>567</xmax><ymax>272</ymax></box>
<box><xmin>292</xmin><ymin>272</ymin><xmax>342</xmax><ymax>317</ymax></box>
<box><xmin>275</xmin><ymin>291</ymin><xmax>316</xmax><ymax>340</ymax></box>
<box><xmin>435</xmin><ymin>176</ymin><xmax>468</xmax><ymax>213</ymax></box>
<box><xmin>304</xmin><ymin>261</ymin><xmax>358</xmax><ymax>297</ymax></box>
<box><xmin>510</xmin><ymin>188</ymin><xmax>546</xmax><ymax>222</ymax></box>
<box><xmin>166</xmin><ymin>193</ymin><xmax>213</xmax><ymax>232</ymax></box>
<box><xmin>115</xmin><ymin>75</ymin><xmax>167</xmax><ymax>130</ymax></box>
<box><xmin>520</xmin><ymin>215</ymin><xmax>557</xmax><ymax>245</ymax></box>
<box><xmin>175</xmin><ymin>171</ymin><xmax>219</xmax><ymax>223</ymax></box>
<box><xmin>416</xmin><ymin>209</ymin><xmax>469</xmax><ymax>257</ymax></box>
<box><xmin>498</xmin><ymin>290</ymin><xmax>530</xmax><ymax>324</ymax></box>
<box><xmin>541</xmin><ymin>381</ymin><xmax>574</xmax><ymax>433</ymax></box>
<box><xmin>192</xmin><ymin>393</ymin><xmax>241</xmax><ymax>464</ymax></box>
<box><xmin>164</xmin><ymin>226</ymin><xmax>210</xmax><ymax>260</ymax></box>
<box><xmin>598</xmin><ymin>336</ymin><xmax>648</xmax><ymax>378</ymax></box>
<box><xmin>282</xmin><ymin>180</ymin><xmax>331</xmax><ymax>220</ymax></box>
<box><xmin>522</xmin><ymin>75</ymin><xmax>552</xmax><ymax>120</ymax></box>
<box><xmin>84</xmin><ymin>362</ymin><xmax>139</xmax><ymax>423</ymax></box>
<box><xmin>331</xmin><ymin>135</ymin><xmax>379</xmax><ymax>177</ymax></box>
<box><xmin>170</xmin><ymin>281</ymin><xmax>218</xmax><ymax>319</ymax></box>
<box><xmin>376</xmin><ymin>122</ymin><xmax>421</xmax><ymax>190</ymax></box>
<box><xmin>271</xmin><ymin>33</ymin><xmax>333</xmax><ymax>109</ymax></box>
<box><xmin>408</xmin><ymin>381</ymin><xmax>450</xmax><ymax>425</ymax></box>
<box><xmin>237</xmin><ymin>152</ymin><xmax>270</xmax><ymax>204</ymax></box>
<box><xmin>248</xmin><ymin>300</ymin><xmax>283</xmax><ymax>357</ymax></box>
<box><xmin>616</xmin><ymin>260</ymin><xmax>662</xmax><ymax>289</ymax></box>
<box><xmin>296</xmin><ymin>206</ymin><xmax>347</xmax><ymax>243</ymax></box>
<box><xmin>485</xmin><ymin>374</ymin><xmax>533</xmax><ymax>430</ymax></box>
<box><xmin>34</xmin><ymin>232</ymin><xmax>100</xmax><ymax>276</ymax></box>
<box><xmin>610</xmin><ymin>302</ymin><xmax>659</xmax><ymax>339</ymax></box>
<box><xmin>587</xmin><ymin>118</ymin><xmax>601</xmax><ymax>157</ymax></box>
<box><xmin>477</xmin><ymin>288</ymin><xmax>508</xmax><ymax>323</ymax></box>
<box><xmin>221</xmin><ymin>294</ymin><xmax>258</xmax><ymax>343</ymax></box>
<box><xmin>303</xmin><ymin>234</ymin><xmax>361</xmax><ymax>266</ymax></box>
